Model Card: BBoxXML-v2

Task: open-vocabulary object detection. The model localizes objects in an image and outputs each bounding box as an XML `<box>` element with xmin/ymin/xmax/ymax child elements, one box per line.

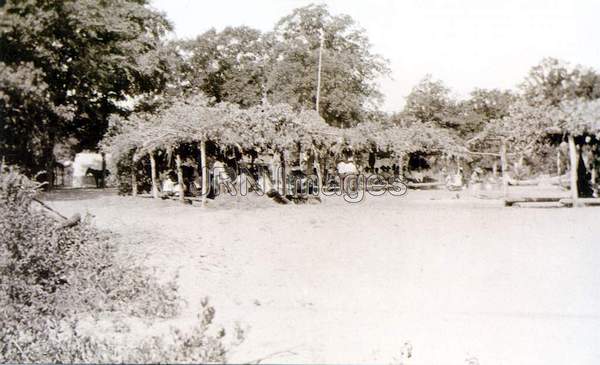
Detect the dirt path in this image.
<box><xmin>47</xmin><ymin>190</ymin><xmax>600</xmax><ymax>364</ymax></box>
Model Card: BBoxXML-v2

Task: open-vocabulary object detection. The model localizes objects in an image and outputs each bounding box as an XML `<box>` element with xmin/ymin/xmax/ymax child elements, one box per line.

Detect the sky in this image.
<box><xmin>151</xmin><ymin>0</ymin><xmax>600</xmax><ymax>112</ymax></box>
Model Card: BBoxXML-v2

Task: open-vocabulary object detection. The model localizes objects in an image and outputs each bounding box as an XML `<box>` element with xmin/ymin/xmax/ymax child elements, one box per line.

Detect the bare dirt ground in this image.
<box><xmin>44</xmin><ymin>188</ymin><xmax>600</xmax><ymax>365</ymax></box>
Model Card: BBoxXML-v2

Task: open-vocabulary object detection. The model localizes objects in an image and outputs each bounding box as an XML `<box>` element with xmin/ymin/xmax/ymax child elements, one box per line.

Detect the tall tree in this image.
<box><xmin>266</xmin><ymin>4</ymin><xmax>389</xmax><ymax>128</ymax></box>
<box><xmin>401</xmin><ymin>75</ymin><xmax>459</xmax><ymax>129</ymax></box>
<box><xmin>177</xmin><ymin>26</ymin><xmax>268</xmax><ymax>107</ymax></box>
<box><xmin>520</xmin><ymin>57</ymin><xmax>600</xmax><ymax>106</ymax></box>
<box><xmin>458</xmin><ymin>88</ymin><xmax>516</xmax><ymax>137</ymax></box>
<box><xmin>0</xmin><ymin>0</ymin><xmax>172</xmax><ymax>179</ymax></box>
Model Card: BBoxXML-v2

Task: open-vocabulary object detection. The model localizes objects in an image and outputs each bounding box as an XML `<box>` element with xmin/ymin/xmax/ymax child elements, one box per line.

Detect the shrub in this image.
<box><xmin>0</xmin><ymin>168</ymin><xmax>241</xmax><ymax>363</ymax></box>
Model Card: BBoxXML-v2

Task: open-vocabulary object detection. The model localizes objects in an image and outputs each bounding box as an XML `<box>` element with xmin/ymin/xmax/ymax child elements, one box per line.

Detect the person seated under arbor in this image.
<box><xmin>337</xmin><ymin>155</ymin><xmax>358</xmax><ymax>193</ymax></box>
<box><xmin>188</xmin><ymin>172</ymin><xmax>202</xmax><ymax>196</ymax></box>
<box><xmin>161</xmin><ymin>171</ymin><xmax>184</xmax><ymax>197</ymax></box>
<box><xmin>446</xmin><ymin>167</ymin><xmax>464</xmax><ymax>191</ymax></box>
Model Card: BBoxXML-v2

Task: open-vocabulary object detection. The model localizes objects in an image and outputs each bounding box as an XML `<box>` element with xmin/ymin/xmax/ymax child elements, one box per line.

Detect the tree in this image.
<box><xmin>0</xmin><ymin>0</ymin><xmax>172</xmax><ymax>180</ymax></box>
<box><xmin>520</xmin><ymin>57</ymin><xmax>600</xmax><ymax>106</ymax></box>
<box><xmin>177</xmin><ymin>26</ymin><xmax>269</xmax><ymax>107</ymax></box>
<box><xmin>401</xmin><ymin>75</ymin><xmax>458</xmax><ymax>129</ymax></box>
<box><xmin>266</xmin><ymin>4</ymin><xmax>389</xmax><ymax>128</ymax></box>
<box><xmin>459</xmin><ymin>88</ymin><xmax>516</xmax><ymax>138</ymax></box>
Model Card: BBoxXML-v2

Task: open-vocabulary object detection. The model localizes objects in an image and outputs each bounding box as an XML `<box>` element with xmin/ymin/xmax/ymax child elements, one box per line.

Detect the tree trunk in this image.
<box><xmin>200</xmin><ymin>140</ymin><xmax>208</xmax><ymax>206</ymax></box>
<box><xmin>567</xmin><ymin>134</ymin><xmax>579</xmax><ymax>206</ymax></box>
<box><xmin>44</xmin><ymin>142</ymin><xmax>56</xmax><ymax>190</ymax></box>
<box><xmin>500</xmin><ymin>141</ymin><xmax>509</xmax><ymax>197</ymax></box>
<box><xmin>175</xmin><ymin>153</ymin><xmax>185</xmax><ymax>203</ymax></box>
<box><xmin>150</xmin><ymin>152</ymin><xmax>159</xmax><ymax>199</ymax></box>
<box><xmin>556</xmin><ymin>149</ymin><xmax>562</xmax><ymax>176</ymax></box>
<box><xmin>131</xmin><ymin>156</ymin><xmax>138</xmax><ymax>197</ymax></box>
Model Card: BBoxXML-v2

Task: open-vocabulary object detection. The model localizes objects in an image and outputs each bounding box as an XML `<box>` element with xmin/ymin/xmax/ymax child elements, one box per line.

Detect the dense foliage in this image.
<box><xmin>267</xmin><ymin>4</ymin><xmax>389</xmax><ymax>127</ymax></box>
<box><xmin>101</xmin><ymin>96</ymin><xmax>467</xmax><ymax>180</ymax></box>
<box><xmin>0</xmin><ymin>169</ymin><xmax>240</xmax><ymax>362</ymax></box>
<box><xmin>0</xmin><ymin>0</ymin><xmax>173</xmax><ymax>178</ymax></box>
<box><xmin>176</xmin><ymin>4</ymin><xmax>389</xmax><ymax>128</ymax></box>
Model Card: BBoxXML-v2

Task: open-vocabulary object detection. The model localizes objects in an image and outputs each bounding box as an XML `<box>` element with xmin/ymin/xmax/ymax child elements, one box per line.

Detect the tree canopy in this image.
<box><xmin>267</xmin><ymin>4</ymin><xmax>389</xmax><ymax>128</ymax></box>
<box><xmin>177</xmin><ymin>26</ymin><xmax>268</xmax><ymax>107</ymax></box>
<box><xmin>174</xmin><ymin>4</ymin><xmax>390</xmax><ymax>128</ymax></box>
<box><xmin>0</xmin><ymin>0</ymin><xmax>172</xmax><ymax>174</ymax></box>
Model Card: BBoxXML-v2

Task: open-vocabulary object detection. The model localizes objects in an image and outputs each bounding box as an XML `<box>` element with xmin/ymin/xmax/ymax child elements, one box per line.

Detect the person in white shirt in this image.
<box><xmin>162</xmin><ymin>171</ymin><xmax>185</xmax><ymax>197</ymax></box>
<box><xmin>161</xmin><ymin>173</ymin><xmax>176</xmax><ymax>196</ymax></box>
<box><xmin>337</xmin><ymin>156</ymin><xmax>358</xmax><ymax>193</ymax></box>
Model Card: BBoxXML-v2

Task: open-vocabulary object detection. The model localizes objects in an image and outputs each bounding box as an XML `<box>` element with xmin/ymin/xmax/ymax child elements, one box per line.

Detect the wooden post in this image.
<box><xmin>556</xmin><ymin>149</ymin><xmax>562</xmax><ymax>176</ymax></box>
<box><xmin>131</xmin><ymin>156</ymin><xmax>138</xmax><ymax>197</ymax></box>
<box><xmin>397</xmin><ymin>152</ymin><xmax>405</xmax><ymax>178</ymax></box>
<box><xmin>150</xmin><ymin>152</ymin><xmax>159</xmax><ymax>199</ymax></box>
<box><xmin>280</xmin><ymin>151</ymin><xmax>287</xmax><ymax>195</ymax></box>
<box><xmin>312</xmin><ymin>148</ymin><xmax>323</xmax><ymax>194</ymax></box>
<box><xmin>270</xmin><ymin>153</ymin><xmax>277</xmax><ymax>188</ymax></box>
<box><xmin>322</xmin><ymin>154</ymin><xmax>329</xmax><ymax>182</ymax></box>
<box><xmin>200</xmin><ymin>140</ymin><xmax>208</xmax><ymax>206</ymax></box>
<box><xmin>175</xmin><ymin>153</ymin><xmax>185</xmax><ymax>203</ymax></box>
<box><xmin>100</xmin><ymin>152</ymin><xmax>106</xmax><ymax>188</ymax></box>
<box><xmin>590</xmin><ymin>148</ymin><xmax>597</xmax><ymax>187</ymax></box>
<box><xmin>592</xmin><ymin>165</ymin><xmax>597</xmax><ymax>187</ymax></box>
<box><xmin>567</xmin><ymin>134</ymin><xmax>579</xmax><ymax>206</ymax></box>
<box><xmin>500</xmin><ymin>140</ymin><xmax>509</xmax><ymax>197</ymax></box>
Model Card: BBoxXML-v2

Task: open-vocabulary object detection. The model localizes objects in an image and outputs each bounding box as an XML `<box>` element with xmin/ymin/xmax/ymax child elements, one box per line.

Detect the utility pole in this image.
<box><xmin>314</xmin><ymin>29</ymin><xmax>326</xmax><ymax>193</ymax></box>
<box><xmin>315</xmin><ymin>28</ymin><xmax>324</xmax><ymax>114</ymax></box>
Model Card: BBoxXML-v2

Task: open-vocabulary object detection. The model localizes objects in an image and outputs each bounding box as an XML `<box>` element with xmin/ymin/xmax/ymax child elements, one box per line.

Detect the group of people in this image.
<box><xmin>156</xmin><ymin>151</ymin><xmax>506</xmax><ymax>198</ymax></box>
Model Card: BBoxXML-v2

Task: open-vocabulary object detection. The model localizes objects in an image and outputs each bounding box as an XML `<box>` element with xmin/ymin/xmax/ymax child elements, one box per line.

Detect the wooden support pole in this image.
<box><xmin>397</xmin><ymin>152</ymin><xmax>406</xmax><ymax>178</ymax></box>
<box><xmin>200</xmin><ymin>140</ymin><xmax>208</xmax><ymax>206</ymax></box>
<box><xmin>312</xmin><ymin>148</ymin><xmax>323</xmax><ymax>194</ymax></box>
<box><xmin>175</xmin><ymin>153</ymin><xmax>185</xmax><ymax>203</ymax></box>
<box><xmin>322</xmin><ymin>154</ymin><xmax>329</xmax><ymax>182</ymax></box>
<box><xmin>150</xmin><ymin>152</ymin><xmax>159</xmax><ymax>199</ymax></box>
<box><xmin>270</xmin><ymin>153</ymin><xmax>277</xmax><ymax>188</ymax></box>
<box><xmin>567</xmin><ymin>134</ymin><xmax>579</xmax><ymax>206</ymax></box>
<box><xmin>100</xmin><ymin>152</ymin><xmax>106</xmax><ymax>188</ymax></box>
<box><xmin>280</xmin><ymin>151</ymin><xmax>287</xmax><ymax>195</ymax></box>
<box><xmin>591</xmin><ymin>148</ymin><xmax>597</xmax><ymax>187</ymax></box>
<box><xmin>500</xmin><ymin>140</ymin><xmax>509</xmax><ymax>197</ymax></box>
<box><xmin>131</xmin><ymin>156</ymin><xmax>138</xmax><ymax>197</ymax></box>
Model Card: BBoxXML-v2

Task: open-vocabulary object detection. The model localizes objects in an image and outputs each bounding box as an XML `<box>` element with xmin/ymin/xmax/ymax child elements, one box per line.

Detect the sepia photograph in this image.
<box><xmin>0</xmin><ymin>0</ymin><xmax>599</xmax><ymax>364</ymax></box>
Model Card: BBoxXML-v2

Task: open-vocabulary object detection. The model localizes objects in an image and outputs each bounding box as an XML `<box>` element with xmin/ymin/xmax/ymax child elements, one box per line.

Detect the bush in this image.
<box><xmin>0</xmin><ymin>168</ymin><xmax>241</xmax><ymax>363</ymax></box>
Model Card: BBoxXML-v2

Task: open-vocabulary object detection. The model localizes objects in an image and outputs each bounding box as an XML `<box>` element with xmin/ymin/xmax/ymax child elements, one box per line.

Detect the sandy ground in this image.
<box><xmin>44</xmin><ymin>188</ymin><xmax>600</xmax><ymax>365</ymax></box>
